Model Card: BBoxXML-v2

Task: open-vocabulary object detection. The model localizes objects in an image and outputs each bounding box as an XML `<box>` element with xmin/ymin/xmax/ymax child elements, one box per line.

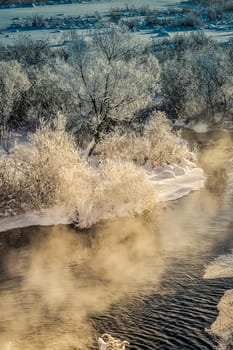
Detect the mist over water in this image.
<box><xmin>0</xmin><ymin>131</ymin><xmax>233</xmax><ymax>350</ymax></box>
<box><xmin>0</xmin><ymin>217</ymin><xmax>166</xmax><ymax>350</ymax></box>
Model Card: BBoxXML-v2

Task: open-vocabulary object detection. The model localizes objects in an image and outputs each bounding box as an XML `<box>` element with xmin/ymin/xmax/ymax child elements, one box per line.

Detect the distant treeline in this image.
<box><xmin>0</xmin><ymin>0</ymin><xmax>89</xmax><ymax>6</ymax></box>
<box><xmin>0</xmin><ymin>28</ymin><xmax>233</xmax><ymax>137</ymax></box>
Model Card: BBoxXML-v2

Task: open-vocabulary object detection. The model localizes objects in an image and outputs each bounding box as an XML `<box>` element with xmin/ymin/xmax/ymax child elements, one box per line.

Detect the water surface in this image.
<box><xmin>0</xmin><ymin>131</ymin><xmax>233</xmax><ymax>349</ymax></box>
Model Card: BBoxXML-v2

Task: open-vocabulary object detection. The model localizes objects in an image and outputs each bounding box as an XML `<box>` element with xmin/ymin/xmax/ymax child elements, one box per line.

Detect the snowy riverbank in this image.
<box><xmin>204</xmin><ymin>251</ymin><xmax>233</xmax><ymax>347</ymax></box>
<box><xmin>204</xmin><ymin>252</ymin><xmax>233</xmax><ymax>280</ymax></box>
<box><xmin>205</xmin><ymin>289</ymin><xmax>233</xmax><ymax>350</ymax></box>
<box><xmin>0</xmin><ymin>160</ymin><xmax>205</xmax><ymax>233</ymax></box>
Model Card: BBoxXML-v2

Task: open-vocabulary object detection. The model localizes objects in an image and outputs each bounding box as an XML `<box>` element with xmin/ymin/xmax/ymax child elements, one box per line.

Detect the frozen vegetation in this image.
<box><xmin>0</xmin><ymin>113</ymin><xmax>205</xmax><ymax>231</ymax></box>
<box><xmin>0</xmin><ymin>23</ymin><xmax>210</xmax><ymax>230</ymax></box>
<box><xmin>0</xmin><ymin>5</ymin><xmax>231</xmax><ymax>225</ymax></box>
<box><xmin>0</xmin><ymin>1</ymin><xmax>233</xmax><ymax>349</ymax></box>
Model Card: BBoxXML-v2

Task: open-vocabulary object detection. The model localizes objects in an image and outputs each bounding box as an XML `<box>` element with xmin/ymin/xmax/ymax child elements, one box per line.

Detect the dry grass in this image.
<box><xmin>0</xmin><ymin>115</ymin><xmax>157</xmax><ymax>225</ymax></box>
<box><xmin>96</xmin><ymin>112</ymin><xmax>194</xmax><ymax>167</ymax></box>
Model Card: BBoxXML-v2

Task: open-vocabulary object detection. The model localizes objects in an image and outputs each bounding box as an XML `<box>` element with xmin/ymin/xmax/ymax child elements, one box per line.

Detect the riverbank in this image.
<box><xmin>0</xmin><ymin>159</ymin><xmax>205</xmax><ymax>232</ymax></box>
<box><xmin>204</xmin><ymin>252</ymin><xmax>233</xmax><ymax>349</ymax></box>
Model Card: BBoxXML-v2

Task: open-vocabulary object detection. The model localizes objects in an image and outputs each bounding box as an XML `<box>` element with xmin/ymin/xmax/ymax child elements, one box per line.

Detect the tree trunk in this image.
<box><xmin>82</xmin><ymin>137</ymin><xmax>96</xmax><ymax>159</ymax></box>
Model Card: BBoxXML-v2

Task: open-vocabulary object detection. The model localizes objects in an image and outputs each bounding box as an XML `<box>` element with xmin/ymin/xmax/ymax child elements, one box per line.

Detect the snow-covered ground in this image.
<box><xmin>0</xmin><ymin>0</ymin><xmax>182</xmax><ymax>46</ymax></box>
<box><xmin>208</xmin><ymin>289</ymin><xmax>233</xmax><ymax>344</ymax></box>
<box><xmin>204</xmin><ymin>251</ymin><xmax>233</xmax><ymax>279</ymax></box>
<box><xmin>0</xmin><ymin>0</ymin><xmax>180</xmax><ymax>30</ymax></box>
<box><xmin>0</xmin><ymin>160</ymin><xmax>205</xmax><ymax>233</ymax></box>
<box><xmin>0</xmin><ymin>0</ymin><xmax>233</xmax><ymax>46</ymax></box>
<box><xmin>204</xmin><ymin>248</ymin><xmax>233</xmax><ymax>346</ymax></box>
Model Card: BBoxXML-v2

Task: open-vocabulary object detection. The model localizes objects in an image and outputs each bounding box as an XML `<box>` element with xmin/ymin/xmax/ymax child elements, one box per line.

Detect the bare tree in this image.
<box><xmin>67</xmin><ymin>25</ymin><xmax>160</xmax><ymax>156</ymax></box>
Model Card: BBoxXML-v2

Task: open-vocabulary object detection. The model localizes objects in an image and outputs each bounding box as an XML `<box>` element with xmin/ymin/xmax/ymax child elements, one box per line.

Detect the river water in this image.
<box><xmin>0</xmin><ymin>131</ymin><xmax>233</xmax><ymax>350</ymax></box>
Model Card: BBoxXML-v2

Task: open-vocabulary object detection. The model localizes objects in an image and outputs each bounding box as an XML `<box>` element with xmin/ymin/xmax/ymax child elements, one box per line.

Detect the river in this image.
<box><xmin>0</xmin><ymin>131</ymin><xmax>233</xmax><ymax>350</ymax></box>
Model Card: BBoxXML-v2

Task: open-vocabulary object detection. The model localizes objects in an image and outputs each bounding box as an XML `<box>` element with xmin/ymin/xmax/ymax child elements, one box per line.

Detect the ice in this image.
<box><xmin>204</xmin><ymin>252</ymin><xmax>233</xmax><ymax>279</ymax></box>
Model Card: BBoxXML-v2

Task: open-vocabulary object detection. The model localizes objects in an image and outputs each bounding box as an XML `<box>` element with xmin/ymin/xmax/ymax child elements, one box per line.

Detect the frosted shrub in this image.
<box><xmin>0</xmin><ymin>116</ymin><xmax>86</xmax><ymax>212</ymax></box>
<box><xmin>0</xmin><ymin>157</ymin><xmax>24</xmax><ymax>215</ymax></box>
<box><xmin>13</xmin><ymin>116</ymin><xmax>92</xmax><ymax>211</ymax></box>
<box><xmin>0</xmin><ymin>115</ymin><xmax>157</xmax><ymax>225</ymax></box>
<box><xmin>96</xmin><ymin>131</ymin><xmax>151</xmax><ymax>165</ymax></box>
<box><xmin>97</xmin><ymin>113</ymin><xmax>193</xmax><ymax>167</ymax></box>
<box><xmin>1</xmin><ymin>37</ymin><xmax>51</xmax><ymax>67</ymax></box>
<box><xmin>99</xmin><ymin>160</ymin><xmax>156</xmax><ymax>217</ymax></box>
<box><xmin>144</xmin><ymin>114</ymin><xmax>193</xmax><ymax>166</ymax></box>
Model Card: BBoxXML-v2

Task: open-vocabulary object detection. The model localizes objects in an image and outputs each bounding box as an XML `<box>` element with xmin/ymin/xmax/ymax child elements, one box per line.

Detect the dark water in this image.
<box><xmin>91</xmin><ymin>193</ymin><xmax>233</xmax><ymax>350</ymax></box>
<box><xmin>91</xmin><ymin>131</ymin><xmax>233</xmax><ymax>350</ymax></box>
<box><xmin>0</xmin><ymin>132</ymin><xmax>233</xmax><ymax>349</ymax></box>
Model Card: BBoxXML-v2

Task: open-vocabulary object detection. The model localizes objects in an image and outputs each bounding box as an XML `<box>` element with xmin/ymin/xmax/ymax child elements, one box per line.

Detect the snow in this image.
<box><xmin>204</xmin><ymin>251</ymin><xmax>233</xmax><ymax>345</ymax></box>
<box><xmin>0</xmin><ymin>160</ymin><xmax>206</xmax><ymax>233</ymax></box>
<box><xmin>209</xmin><ymin>289</ymin><xmax>233</xmax><ymax>340</ymax></box>
<box><xmin>1</xmin><ymin>0</ymin><xmax>233</xmax><ymax>47</ymax></box>
<box><xmin>186</xmin><ymin>121</ymin><xmax>209</xmax><ymax>133</ymax></box>
<box><xmin>0</xmin><ymin>207</ymin><xmax>71</xmax><ymax>233</ymax></box>
<box><xmin>204</xmin><ymin>251</ymin><xmax>233</xmax><ymax>279</ymax></box>
<box><xmin>0</xmin><ymin>0</ymin><xmax>180</xmax><ymax>31</ymax></box>
<box><xmin>155</xmin><ymin>166</ymin><xmax>205</xmax><ymax>201</ymax></box>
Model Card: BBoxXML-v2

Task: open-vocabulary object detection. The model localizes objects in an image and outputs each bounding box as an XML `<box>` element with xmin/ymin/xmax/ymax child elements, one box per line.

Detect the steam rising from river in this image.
<box><xmin>0</xmin><ymin>217</ymin><xmax>165</xmax><ymax>350</ymax></box>
<box><xmin>0</xmin><ymin>132</ymin><xmax>232</xmax><ymax>350</ymax></box>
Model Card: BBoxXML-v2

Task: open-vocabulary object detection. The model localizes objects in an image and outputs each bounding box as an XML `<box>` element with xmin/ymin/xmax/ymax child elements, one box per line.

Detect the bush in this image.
<box><xmin>6</xmin><ymin>116</ymin><xmax>83</xmax><ymax>211</ymax></box>
<box><xmin>99</xmin><ymin>160</ymin><xmax>156</xmax><ymax>217</ymax></box>
<box><xmin>124</xmin><ymin>18</ymin><xmax>140</xmax><ymax>30</ymax></box>
<box><xmin>207</xmin><ymin>6</ymin><xmax>223</xmax><ymax>20</ymax></box>
<box><xmin>28</xmin><ymin>14</ymin><xmax>46</xmax><ymax>27</ymax></box>
<box><xmin>224</xmin><ymin>1</ymin><xmax>233</xmax><ymax>12</ymax></box>
<box><xmin>96</xmin><ymin>112</ymin><xmax>193</xmax><ymax>167</ymax></box>
<box><xmin>150</xmin><ymin>32</ymin><xmax>216</xmax><ymax>63</ymax></box>
<box><xmin>176</xmin><ymin>13</ymin><xmax>203</xmax><ymax>27</ymax></box>
<box><xmin>110</xmin><ymin>8</ymin><xmax>122</xmax><ymax>21</ymax></box>
<box><xmin>0</xmin><ymin>37</ymin><xmax>52</xmax><ymax>67</ymax></box>
<box><xmin>0</xmin><ymin>115</ymin><xmax>157</xmax><ymax>226</ymax></box>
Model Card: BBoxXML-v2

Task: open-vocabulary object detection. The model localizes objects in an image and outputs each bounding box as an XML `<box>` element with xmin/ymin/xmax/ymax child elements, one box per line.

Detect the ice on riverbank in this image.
<box><xmin>0</xmin><ymin>160</ymin><xmax>205</xmax><ymax>233</ymax></box>
<box><xmin>204</xmin><ymin>252</ymin><xmax>233</xmax><ymax>279</ymax></box>
<box><xmin>204</xmin><ymin>252</ymin><xmax>233</xmax><ymax>349</ymax></box>
<box><xmin>148</xmin><ymin>160</ymin><xmax>205</xmax><ymax>202</ymax></box>
<box><xmin>208</xmin><ymin>289</ymin><xmax>233</xmax><ymax>346</ymax></box>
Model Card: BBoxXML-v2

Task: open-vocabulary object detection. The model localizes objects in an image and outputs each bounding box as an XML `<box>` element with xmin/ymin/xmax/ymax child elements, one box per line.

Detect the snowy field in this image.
<box><xmin>0</xmin><ymin>0</ymin><xmax>233</xmax><ymax>46</ymax></box>
<box><xmin>0</xmin><ymin>0</ymin><xmax>180</xmax><ymax>30</ymax></box>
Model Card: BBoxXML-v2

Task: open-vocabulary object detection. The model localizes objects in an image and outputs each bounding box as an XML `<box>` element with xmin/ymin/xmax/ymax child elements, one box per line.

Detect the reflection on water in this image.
<box><xmin>0</xmin><ymin>131</ymin><xmax>233</xmax><ymax>350</ymax></box>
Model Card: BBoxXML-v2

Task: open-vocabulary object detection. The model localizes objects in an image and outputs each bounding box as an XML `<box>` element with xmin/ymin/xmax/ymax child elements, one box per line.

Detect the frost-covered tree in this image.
<box><xmin>67</xmin><ymin>25</ymin><xmax>160</xmax><ymax>156</ymax></box>
<box><xmin>161</xmin><ymin>56</ymin><xmax>195</xmax><ymax>118</ymax></box>
<box><xmin>193</xmin><ymin>50</ymin><xmax>233</xmax><ymax>122</ymax></box>
<box><xmin>0</xmin><ymin>60</ymin><xmax>30</xmax><ymax>128</ymax></box>
<box><xmin>161</xmin><ymin>46</ymin><xmax>233</xmax><ymax>123</ymax></box>
<box><xmin>22</xmin><ymin>65</ymin><xmax>76</xmax><ymax>128</ymax></box>
<box><xmin>0</xmin><ymin>37</ymin><xmax>51</xmax><ymax>67</ymax></box>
